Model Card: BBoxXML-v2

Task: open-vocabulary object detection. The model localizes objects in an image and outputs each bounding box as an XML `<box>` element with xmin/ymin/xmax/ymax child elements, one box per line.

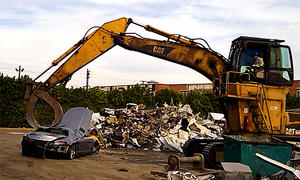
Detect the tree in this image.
<box><xmin>0</xmin><ymin>72</ymin><xmax>223</xmax><ymax>127</ymax></box>
<box><xmin>123</xmin><ymin>85</ymin><xmax>154</xmax><ymax>107</ymax></box>
<box><xmin>154</xmin><ymin>89</ymin><xmax>182</xmax><ymax>106</ymax></box>
<box><xmin>184</xmin><ymin>90</ymin><xmax>222</xmax><ymax>116</ymax></box>
<box><xmin>286</xmin><ymin>93</ymin><xmax>300</xmax><ymax>109</ymax></box>
<box><xmin>124</xmin><ymin>86</ymin><xmax>144</xmax><ymax>104</ymax></box>
<box><xmin>85</xmin><ymin>87</ymin><xmax>107</xmax><ymax>112</ymax></box>
<box><xmin>106</xmin><ymin>89</ymin><xmax>126</xmax><ymax>108</ymax></box>
<box><xmin>142</xmin><ymin>89</ymin><xmax>154</xmax><ymax>108</ymax></box>
<box><xmin>0</xmin><ymin>74</ymin><xmax>29</xmax><ymax>127</ymax></box>
<box><xmin>59</xmin><ymin>87</ymin><xmax>89</xmax><ymax>110</ymax></box>
<box><xmin>59</xmin><ymin>87</ymin><xmax>106</xmax><ymax>111</ymax></box>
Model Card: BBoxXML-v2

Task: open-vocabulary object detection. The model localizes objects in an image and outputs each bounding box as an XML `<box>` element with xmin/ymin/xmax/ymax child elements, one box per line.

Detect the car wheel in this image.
<box><xmin>67</xmin><ymin>145</ymin><xmax>76</xmax><ymax>160</ymax></box>
<box><xmin>92</xmin><ymin>143</ymin><xmax>100</xmax><ymax>155</ymax></box>
<box><xmin>22</xmin><ymin>146</ymin><xmax>32</xmax><ymax>156</ymax></box>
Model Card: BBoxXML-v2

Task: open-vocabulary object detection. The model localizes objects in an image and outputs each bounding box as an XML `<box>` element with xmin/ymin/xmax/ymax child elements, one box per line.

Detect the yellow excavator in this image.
<box><xmin>24</xmin><ymin>17</ymin><xmax>297</xmax><ymax>175</ymax></box>
<box><xmin>25</xmin><ymin>17</ymin><xmax>293</xmax><ymax>134</ymax></box>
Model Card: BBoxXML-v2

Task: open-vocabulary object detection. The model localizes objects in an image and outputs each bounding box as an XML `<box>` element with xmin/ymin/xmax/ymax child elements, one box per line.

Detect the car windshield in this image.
<box><xmin>37</xmin><ymin>127</ymin><xmax>69</xmax><ymax>136</ymax></box>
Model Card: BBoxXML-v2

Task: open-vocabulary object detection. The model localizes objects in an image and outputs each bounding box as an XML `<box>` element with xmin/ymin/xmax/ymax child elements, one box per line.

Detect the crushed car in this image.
<box><xmin>21</xmin><ymin>107</ymin><xmax>100</xmax><ymax>159</ymax></box>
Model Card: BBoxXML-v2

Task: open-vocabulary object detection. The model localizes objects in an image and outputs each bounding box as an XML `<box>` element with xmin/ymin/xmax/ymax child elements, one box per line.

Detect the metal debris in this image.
<box><xmin>167</xmin><ymin>153</ymin><xmax>205</xmax><ymax>171</ymax></box>
<box><xmin>167</xmin><ymin>171</ymin><xmax>197</xmax><ymax>180</ymax></box>
<box><xmin>256</xmin><ymin>153</ymin><xmax>300</xmax><ymax>179</ymax></box>
<box><xmin>221</xmin><ymin>162</ymin><xmax>252</xmax><ymax>180</ymax></box>
<box><xmin>117</xmin><ymin>168</ymin><xmax>129</xmax><ymax>172</ymax></box>
<box><xmin>89</xmin><ymin>104</ymin><xmax>223</xmax><ymax>152</ymax></box>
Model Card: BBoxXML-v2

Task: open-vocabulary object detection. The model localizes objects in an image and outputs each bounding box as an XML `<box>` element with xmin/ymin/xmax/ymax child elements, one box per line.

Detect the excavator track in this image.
<box><xmin>183</xmin><ymin>138</ymin><xmax>224</xmax><ymax>169</ymax></box>
<box><xmin>202</xmin><ymin>141</ymin><xmax>224</xmax><ymax>169</ymax></box>
<box><xmin>182</xmin><ymin>138</ymin><xmax>208</xmax><ymax>157</ymax></box>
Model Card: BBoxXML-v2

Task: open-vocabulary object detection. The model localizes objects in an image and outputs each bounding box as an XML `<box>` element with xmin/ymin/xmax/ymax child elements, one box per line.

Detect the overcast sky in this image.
<box><xmin>1</xmin><ymin>0</ymin><xmax>299</xmax><ymax>87</ymax></box>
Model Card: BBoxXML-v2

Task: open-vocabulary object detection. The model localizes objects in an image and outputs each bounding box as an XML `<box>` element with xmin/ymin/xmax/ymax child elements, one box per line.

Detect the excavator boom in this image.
<box><xmin>46</xmin><ymin>17</ymin><xmax>131</xmax><ymax>88</ymax></box>
<box><xmin>25</xmin><ymin>17</ymin><xmax>131</xmax><ymax>128</ymax></box>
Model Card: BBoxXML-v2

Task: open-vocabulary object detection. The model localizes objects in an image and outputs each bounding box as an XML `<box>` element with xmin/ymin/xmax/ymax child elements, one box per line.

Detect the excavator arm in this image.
<box><xmin>25</xmin><ymin>17</ymin><xmax>229</xmax><ymax>128</ymax></box>
<box><xmin>114</xmin><ymin>35</ymin><xmax>228</xmax><ymax>81</ymax></box>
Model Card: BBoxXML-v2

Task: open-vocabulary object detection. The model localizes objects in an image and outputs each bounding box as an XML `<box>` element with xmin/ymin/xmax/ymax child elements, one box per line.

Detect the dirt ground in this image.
<box><xmin>0</xmin><ymin>128</ymin><xmax>177</xmax><ymax>180</ymax></box>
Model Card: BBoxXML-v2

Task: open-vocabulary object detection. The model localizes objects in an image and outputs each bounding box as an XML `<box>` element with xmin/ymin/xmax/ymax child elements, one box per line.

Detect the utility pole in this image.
<box><xmin>15</xmin><ymin>65</ymin><xmax>24</xmax><ymax>79</ymax></box>
<box><xmin>86</xmin><ymin>69</ymin><xmax>90</xmax><ymax>90</ymax></box>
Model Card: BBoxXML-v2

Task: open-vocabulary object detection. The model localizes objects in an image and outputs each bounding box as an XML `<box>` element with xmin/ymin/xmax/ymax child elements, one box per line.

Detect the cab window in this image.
<box><xmin>268</xmin><ymin>46</ymin><xmax>293</xmax><ymax>85</ymax></box>
<box><xmin>270</xmin><ymin>47</ymin><xmax>291</xmax><ymax>68</ymax></box>
<box><xmin>240</xmin><ymin>50</ymin><xmax>265</xmax><ymax>72</ymax></box>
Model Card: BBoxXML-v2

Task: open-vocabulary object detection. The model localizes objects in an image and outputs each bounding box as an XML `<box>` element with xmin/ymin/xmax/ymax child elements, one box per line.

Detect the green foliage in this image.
<box><xmin>0</xmin><ymin>74</ymin><xmax>108</xmax><ymax>127</ymax></box>
<box><xmin>34</xmin><ymin>100</ymin><xmax>55</xmax><ymax>126</ymax></box>
<box><xmin>106</xmin><ymin>86</ymin><xmax>154</xmax><ymax>108</ymax></box>
<box><xmin>61</xmin><ymin>87</ymin><xmax>90</xmax><ymax>108</ymax></box>
<box><xmin>106</xmin><ymin>89</ymin><xmax>126</xmax><ymax>108</ymax></box>
<box><xmin>1</xmin><ymin>77</ymin><xmax>224</xmax><ymax>127</ymax></box>
<box><xmin>183</xmin><ymin>91</ymin><xmax>222</xmax><ymax>116</ymax></box>
<box><xmin>142</xmin><ymin>89</ymin><xmax>154</xmax><ymax>107</ymax></box>
<box><xmin>124</xmin><ymin>86</ymin><xmax>154</xmax><ymax>107</ymax></box>
<box><xmin>154</xmin><ymin>89</ymin><xmax>182</xmax><ymax>106</ymax></box>
<box><xmin>50</xmin><ymin>86</ymin><xmax>107</xmax><ymax>112</ymax></box>
<box><xmin>0</xmin><ymin>74</ymin><xmax>29</xmax><ymax>127</ymax></box>
<box><xmin>286</xmin><ymin>93</ymin><xmax>300</xmax><ymax>109</ymax></box>
<box><xmin>124</xmin><ymin>86</ymin><xmax>144</xmax><ymax>104</ymax></box>
<box><xmin>85</xmin><ymin>87</ymin><xmax>107</xmax><ymax>112</ymax></box>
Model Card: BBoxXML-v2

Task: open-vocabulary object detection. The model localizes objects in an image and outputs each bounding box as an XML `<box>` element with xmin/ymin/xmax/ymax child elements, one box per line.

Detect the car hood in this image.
<box><xmin>27</xmin><ymin>131</ymin><xmax>66</xmax><ymax>142</ymax></box>
<box><xmin>55</xmin><ymin>107</ymin><xmax>94</xmax><ymax>135</ymax></box>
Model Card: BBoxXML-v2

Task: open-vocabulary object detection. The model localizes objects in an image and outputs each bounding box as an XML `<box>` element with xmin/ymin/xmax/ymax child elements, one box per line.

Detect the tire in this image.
<box><xmin>22</xmin><ymin>146</ymin><xmax>32</xmax><ymax>156</ymax></box>
<box><xmin>92</xmin><ymin>143</ymin><xmax>100</xmax><ymax>155</ymax></box>
<box><xmin>202</xmin><ymin>142</ymin><xmax>224</xmax><ymax>169</ymax></box>
<box><xmin>182</xmin><ymin>139</ymin><xmax>207</xmax><ymax>157</ymax></box>
<box><xmin>67</xmin><ymin>145</ymin><xmax>76</xmax><ymax>160</ymax></box>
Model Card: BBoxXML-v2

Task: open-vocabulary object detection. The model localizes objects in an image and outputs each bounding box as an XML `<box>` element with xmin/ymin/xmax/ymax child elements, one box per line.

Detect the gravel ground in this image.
<box><xmin>0</xmin><ymin>128</ymin><xmax>176</xmax><ymax>180</ymax></box>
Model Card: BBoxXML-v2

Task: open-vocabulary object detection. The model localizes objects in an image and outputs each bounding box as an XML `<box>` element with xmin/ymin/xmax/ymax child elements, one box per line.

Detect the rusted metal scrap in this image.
<box><xmin>168</xmin><ymin>153</ymin><xmax>205</xmax><ymax>171</ymax></box>
<box><xmin>89</xmin><ymin>104</ymin><xmax>223</xmax><ymax>152</ymax></box>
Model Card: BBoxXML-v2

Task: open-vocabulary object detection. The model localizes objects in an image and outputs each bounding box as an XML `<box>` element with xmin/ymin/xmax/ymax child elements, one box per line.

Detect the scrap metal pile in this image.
<box><xmin>89</xmin><ymin>104</ymin><xmax>223</xmax><ymax>152</ymax></box>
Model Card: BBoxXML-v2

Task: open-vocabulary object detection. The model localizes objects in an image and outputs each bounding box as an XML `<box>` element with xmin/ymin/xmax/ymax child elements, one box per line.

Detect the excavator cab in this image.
<box><xmin>228</xmin><ymin>36</ymin><xmax>294</xmax><ymax>86</ymax></box>
<box><xmin>214</xmin><ymin>36</ymin><xmax>295</xmax><ymax>135</ymax></box>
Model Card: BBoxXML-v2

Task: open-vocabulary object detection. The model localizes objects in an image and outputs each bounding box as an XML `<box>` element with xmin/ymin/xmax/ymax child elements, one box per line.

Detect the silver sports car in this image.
<box><xmin>21</xmin><ymin>107</ymin><xmax>100</xmax><ymax>159</ymax></box>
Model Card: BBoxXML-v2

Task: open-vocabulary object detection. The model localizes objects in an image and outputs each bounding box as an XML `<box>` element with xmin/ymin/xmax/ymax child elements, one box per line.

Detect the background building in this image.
<box><xmin>98</xmin><ymin>82</ymin><xmax>213</xmax><ymax>95</ymax></box>
<box><xmin>98</xmin><ymin>80</ymin><xmax>300</xmax><ymax>96</ymax></box>
<box><xmin>289</xmin><ymin>80</ymin><xmax>300</xmax><ymax>96</ymax></box>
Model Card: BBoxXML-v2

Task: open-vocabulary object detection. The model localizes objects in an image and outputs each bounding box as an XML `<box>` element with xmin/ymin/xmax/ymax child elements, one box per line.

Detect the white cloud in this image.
<box><xmin>1</xmin><ymin>0</ymin><xmax>299</xmax><ymax>88</ymax></box>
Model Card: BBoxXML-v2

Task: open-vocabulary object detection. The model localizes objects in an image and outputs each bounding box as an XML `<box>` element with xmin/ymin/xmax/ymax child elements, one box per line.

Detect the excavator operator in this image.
<box><xmin>247</xmin><ymin>51</ymin><xmax>264</xmax><ymax>80</ymax></box>
<box><xmin>252</xmin><ymin>51</ymin><xmax>264</xmax><ymax>69</ymax></box>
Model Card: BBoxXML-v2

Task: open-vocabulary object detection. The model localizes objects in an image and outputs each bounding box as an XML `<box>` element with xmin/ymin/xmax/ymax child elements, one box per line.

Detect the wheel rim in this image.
<box><xmin>70</xmin><ymin>146</ymin><xmax>75</xmax><ymax>159</ymax></box>
<box><xmin>93</xmin><ymin>144</ymin><xmax>99</xmax><ymax>154</ymax></box>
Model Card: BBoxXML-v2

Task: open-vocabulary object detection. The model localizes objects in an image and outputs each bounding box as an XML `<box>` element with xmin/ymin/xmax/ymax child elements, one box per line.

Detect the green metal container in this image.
<box><xmin>224</xmin><ymin>135</ymin><xmax>292</xmax><ymax>179</ymax></box>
